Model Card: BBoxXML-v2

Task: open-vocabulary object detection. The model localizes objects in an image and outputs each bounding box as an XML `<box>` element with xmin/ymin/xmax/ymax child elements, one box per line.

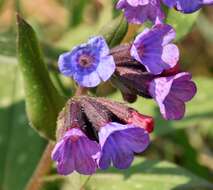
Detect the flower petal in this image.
<box><xmin>98</xmin><ymin>123</ymin><xmax>149</xmax><ymax>170</ymax></box>
<box><xmin>127</xmin><ymin>0</ymin><xmax>149</xmax><ymax>7</ymax></box>
<box><xmin>96</xmin><ymin>56</ymin><xmax>116</xmax><ymax>82</ymax></box>
<box><xmin>149</xmin><ymin>72</ymin><xmax>197</xmax><ymax>120</ymax></box>
<box><xmin>88</xmin><ymin>36</ymin><xmax>110</xmax><ymax>56</ymax></box>
<box><xmin>162</xmin><ymin>0</ymin><xmax>204</xmax><ymax>13</ymax></box>
<box><xmin>58</xmin><ymin>52</ymin><xmax>75</xmax><ymax>76</ymax></box>
<box><xmin>163</xmin><ymin>94</ymin><xmax>186</xmax><ymax>120</ymax></box>
<box><xmin>74</xmin><ymin>71</ymin><xmax>101</xmax><ymax>87</ymax></box>
<box><xmin>74</xmin><ymin>138</ymin><xmax>98</xmax><ymax>175</ymax></box>
<box><xmin>56</xmin><ymin>141</ymin><xmax>75</xmax><ymax>175</ymax></box>
<box><xmin>116</xmin><ymin>0</ymin><xmax>164</xmax><ymax>24</ymax></box>
<box><xmin>131</xmin><ymin>24</ymin><xmax>178</xmax><ymax>74</ymax></box>
<box><xmin>171</xmin><ymin>81</ymin><xmax>197</xmax><ymax>101</ymax></box>
<box><xmin>161</xmin><ymin>44</ymin><xmax>179</xmax><ymax>69</ymax></box>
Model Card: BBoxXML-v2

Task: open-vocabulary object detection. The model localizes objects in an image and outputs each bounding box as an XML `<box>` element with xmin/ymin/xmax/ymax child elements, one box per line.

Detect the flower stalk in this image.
<box><xmin>25</xmin><ymin>143</ymin><xmax>54</xmax><ymax>190</ymax></box>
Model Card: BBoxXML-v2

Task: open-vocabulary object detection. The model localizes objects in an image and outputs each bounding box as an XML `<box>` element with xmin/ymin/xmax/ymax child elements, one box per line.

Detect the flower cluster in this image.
<box><xmin>111</xmin><ymin>23</ymin><xmax>196</xmax><ymax>120</ymax></box>
<box><xmin>53</xmin><ymin>0</ymin><xmax>212</xmax><ymax>176</ymax></box>
<box><xmin>52</xmin><ymin>97</ymin><xmax>153</xmax><ymax>175</ymax></box>
<box><xmin>116</xmin><ymin>0</ymin><xmax>213</xmax><ymax>24</ymax></box>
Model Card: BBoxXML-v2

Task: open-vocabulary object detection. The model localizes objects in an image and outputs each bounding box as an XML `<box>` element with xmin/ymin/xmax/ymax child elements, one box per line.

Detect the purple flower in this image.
<box><xmin>98</xmin><ymin>122</ymin><xmax>149</xmax><ymax>169</ymax></box>
<box><xmin>51</xmin><ymin>128</ymin><xmax>100</xmax><ymax>175</ymax></box>
<box><xmin>116</xmin><ymin>0</ymin><xmax>164</xmax><ymax>24</ymax></box>
<box><xmin>162</xmin><ymin>0</ymin><xmax>213</xmax><ymax>13</ymax></box>
<box><xmin>53</xmin><ymin>96</ymin><xmax>153</xmax><ymax>174</ymax></box>
<box><xmin>149</xmin><ymin>72</ymin><xmax>197</xmax><ymax>120</ymax></box>
<box><xmin>58</xmin><ymin>36</ymin><xmax>115</xmax><ymax>87</ymax></box>
<box><xmin>131</xmin><ymin>24</ymin><xmax>179</xmax><ymax>75</ymax></box>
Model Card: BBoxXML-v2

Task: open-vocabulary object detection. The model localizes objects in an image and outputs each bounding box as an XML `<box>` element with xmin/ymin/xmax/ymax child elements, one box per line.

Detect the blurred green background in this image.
<box><xmin>0</xmin><ymin>0</ymin><xmax>213</xmax><ymax>190</ymax></box>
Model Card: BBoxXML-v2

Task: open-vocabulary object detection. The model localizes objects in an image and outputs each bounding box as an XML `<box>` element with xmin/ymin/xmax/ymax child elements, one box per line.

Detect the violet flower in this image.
<box><xmin>149</xmin><ymin>72</ymin><xmax>197</xmax><ymax>120</ymax></box>
<box><xmin>116</xmin><ymin>0</ymin><xmax>164</xmax><ymax>24</ymax></box>
<box><xmin>51</xmin><ymin>128</ymin><xmax>100</xmax><ymax>175</ymax></box>
<box><xmin>52</xmin><ymin>96</ymin><xmax>153</xmax><ymax>175</ymax></box>
<box><xmin>110</xmin><ymin>46</ymin><xmax>197</xmax><ymax>120</ymax></box>
<box><xmin>80</xmin><ymin>97</ymin><xmax>152</xmax><ymax>169</ymax></box>
<box><xmin>98</xmin><ymin>122</ymin><xmax>149</xmax><ymax>169</ymax></box>
<box><xmin>114</xmin><ymin>67</ymin><xmax>197</xmax><ymax>120</ymax></box>
<box><xmin>162</xmin><ymin>0</ymin><xmax>213</xmax><ymax>13</ymax></box>
<box><xmin>58</xmin><ymin>36</ymin><xmax>115</xmax><ymax>87</ymax></box>
<box><xmin>130</xmin><ymin>24</ymin><xmax>179</xmax><ymax>75</ymax></box>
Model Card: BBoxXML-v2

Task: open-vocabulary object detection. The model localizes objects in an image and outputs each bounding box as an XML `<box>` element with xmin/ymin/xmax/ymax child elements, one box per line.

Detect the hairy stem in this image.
<box><xmin>25</xmin><ymin>142</ymin><xmax>54</xmax><ymax>190</ymax></box>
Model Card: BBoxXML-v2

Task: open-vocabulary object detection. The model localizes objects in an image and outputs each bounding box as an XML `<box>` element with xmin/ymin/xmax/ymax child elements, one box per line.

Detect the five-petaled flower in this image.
<box><xmin>116</xmin><ymin>0</ymin><xmax>213</xmax><ymax>16</ymax></box>
<box><xmin>116</xmin><ymin>0</ymin><xmax>164</xmax><ymax>24</ymax></box>
<box><xmin>131</xmin><ymin>24</ymin><xmax>179</xmax><ymax>75</ymax></box>
<box><xmin>98</xmin><ymin>122</ymin><xmax>149</xmax><ymax>169</ymax></box>
<box><xmin>162</xmin><ymin>0</ymin><xmax>213</xmax><ymax>13</ymax></box>
<box><xmin>51</xmin><ymin>128</ymin><xmax>100</xmax><ymax>175</ymax></box>
<box><xmin>58</xmin><ymin>36</ymin><xmax>115</xmax><ymax>87</ymax></box>
<box><xmin>110</xmin><ymin>44</ymin><xmax>196</xmax><ymax>120</ymax></box>
<box><xmin>51</xmin><ymin>100</ymin><xmax>101</xmax><ymax>175</ymax></box>
<box><xmin>149</xmin><ymin>72</ymin><xmax>197</xmax><ymax>120</ymax></box>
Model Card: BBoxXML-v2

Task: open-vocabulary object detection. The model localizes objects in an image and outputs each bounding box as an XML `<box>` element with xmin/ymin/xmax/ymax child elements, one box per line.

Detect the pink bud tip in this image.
<box><xmin>128</xmin><ymin>111</ymin><xmax>154</xmax><ymax>133</ymax></box>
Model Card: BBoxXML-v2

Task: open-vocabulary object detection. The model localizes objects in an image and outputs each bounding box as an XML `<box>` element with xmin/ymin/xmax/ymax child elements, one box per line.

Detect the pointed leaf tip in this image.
<box><xmin>16</xmin><ymin>13</ymin><xmax>22</xmax><ymax>24</ymax></box>
<box><xmin>17</xmin><ymin>16</ymin><xmax>65</xmax><ymax>140</ymax></box>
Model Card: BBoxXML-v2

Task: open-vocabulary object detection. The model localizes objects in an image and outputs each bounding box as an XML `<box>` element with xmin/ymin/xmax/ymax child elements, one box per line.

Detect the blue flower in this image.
<box><xmin>98</xmin><ymin>122</ymin><xmax>150</xmax><ymax>170</ymax></box>
<box><xmin>162</xmin><ymin>0</ymin><xmax>213</xmax><ymax>13</ymax></box>
<box><xmin>58</xmin><ymin>36</ymin><xmax>115</xmax><ymax>87</ymax></box>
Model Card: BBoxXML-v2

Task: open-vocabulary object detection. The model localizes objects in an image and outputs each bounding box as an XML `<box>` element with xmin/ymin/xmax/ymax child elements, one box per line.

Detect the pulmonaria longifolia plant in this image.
<box><xmin>51</xmin><ymin>0</ymin><xmax>213</xmax><ymax>176</ymax></box>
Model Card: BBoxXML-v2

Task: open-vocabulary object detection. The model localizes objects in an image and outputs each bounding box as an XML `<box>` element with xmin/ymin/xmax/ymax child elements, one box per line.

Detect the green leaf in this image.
<box><xmin>17</xmin><ymin>15</ymin><xmax>66</xmax><ymax>140</ymax></box>
<box><xmin>86</xmin><ymin>158</ymin><xmax>213</xmax><ymax>190</ymax></box>
<box><xmin>166</xmin><ymin>10</ymin><xmax>200</xmax><ymax>41</ymax></box>
<box><xmin>100</xmin><ymin>15</ymin><xmax>128</xmax><ymax>48</ymax></box>
<box><xmin>109</xmin><ymin>78</ymin><xmax>213</xmax><ymax>137</ymax></box>
<box><xmin>0</xmin><ymin>62</ymin><xmax>46</xmax><ymax>190</ymax></box>
<box><xmin>111</xmin><ymin>0</ymin><xmax>121</xmax><ymax>18</ymax></box>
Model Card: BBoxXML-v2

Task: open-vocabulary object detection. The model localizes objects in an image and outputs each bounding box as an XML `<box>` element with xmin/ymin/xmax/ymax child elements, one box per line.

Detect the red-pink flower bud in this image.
<box><xmin>128</xmin><ymin>111</ymin><xmax>154</xmax><ymax>133</ymax></box>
